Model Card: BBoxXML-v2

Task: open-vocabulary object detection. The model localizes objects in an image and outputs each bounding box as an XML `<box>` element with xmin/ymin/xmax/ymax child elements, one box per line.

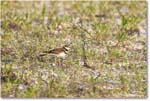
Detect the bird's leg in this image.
<box><xmin>54</xmin><ymin>57</ymin><xmax>57</xmax><ymax>66</ymax></box>
<box><xmin>58</xmin><ymin>58</ymin><xmax>63</xmax><ymax>67</ymax></box>
<box><xmin>58</xmin><ymin>58</ymin><xmax>61</xmax><ymax>67</ymax></box>
<box><xmin>60</xmin><ymin>58</ymin><xmax>63</xmax><ymax>67</ymax></box>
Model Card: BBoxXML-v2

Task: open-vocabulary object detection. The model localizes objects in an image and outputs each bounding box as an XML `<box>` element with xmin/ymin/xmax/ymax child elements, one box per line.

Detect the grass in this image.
<box><xmin>1</xmin><ymin>1</ymin><xmax>147</xmax><ymax>98</ymax></box>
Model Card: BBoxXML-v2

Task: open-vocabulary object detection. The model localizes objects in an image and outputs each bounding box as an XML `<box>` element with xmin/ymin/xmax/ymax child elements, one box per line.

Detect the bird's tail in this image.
<box><xmin>39</xmin><ymin>51</ymin><xmax>49</xmax><ymax>56</ymax></box>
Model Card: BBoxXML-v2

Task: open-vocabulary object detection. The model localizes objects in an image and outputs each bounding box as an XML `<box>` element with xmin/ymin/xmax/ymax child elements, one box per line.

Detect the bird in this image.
<box><xmin>39</xmin><ymin>45</ymin><xmax>70</xmax><ymax>59</ymax></box>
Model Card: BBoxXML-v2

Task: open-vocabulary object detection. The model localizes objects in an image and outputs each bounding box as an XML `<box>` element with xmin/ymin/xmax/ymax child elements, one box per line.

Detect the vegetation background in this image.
<box><xmin>1</xmin><ymin>1</ymin><xmax>147</xmax><ymax>98</ymax></box>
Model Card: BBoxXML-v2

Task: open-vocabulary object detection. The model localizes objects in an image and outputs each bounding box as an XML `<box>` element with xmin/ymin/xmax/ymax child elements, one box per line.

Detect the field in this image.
<box><xmin>1</xmin><ymin>1</ymin><xmax>147</xmax><ymax>98</ymax></box>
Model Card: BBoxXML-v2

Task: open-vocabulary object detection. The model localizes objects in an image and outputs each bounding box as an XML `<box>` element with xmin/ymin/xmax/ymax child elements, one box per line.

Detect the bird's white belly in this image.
<box><xmin>57</xmin><ymin>52</ymin><xmax>66</xmax><ymax>58</ymax></box>
<box><xmin>49</xmin><ymin>52</ymin><xmax>66</xmax><ymax>58</ymax></box>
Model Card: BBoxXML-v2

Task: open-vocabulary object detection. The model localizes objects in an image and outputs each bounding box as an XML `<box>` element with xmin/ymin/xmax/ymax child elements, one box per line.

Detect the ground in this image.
<box><xmin>1</xmin><ymin>1</ymin><xmax>147</xmax><ymax>98</ymax></box>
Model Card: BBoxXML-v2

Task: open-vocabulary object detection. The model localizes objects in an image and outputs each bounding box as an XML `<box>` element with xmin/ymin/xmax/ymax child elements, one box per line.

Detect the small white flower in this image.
<box><xmin>54</xmin><ymin>30</ymin><xmax>58</xmax><ymax>35</ymax></box>
<box><xmin>79</xmin><ymin>60</ymin><xmax>84</xmax><ymax>66</ymax></box>
<box><xmin>50</xmin><ymin>70</ymin><xmax>58</xmax><ymax>77</ymax></box>
<box><xmin>121</xmin><ymin>7</ymin><xmax>129</xmax><ymax>15</ymax></box>
<box><xmin>9</xmin><ymin>94</ymin><xmax>14</xmax><ymax>98</ymax></box>
<box><xmin>88</xmin><ymin>27</ymin><xmax>94</xmax><ymax>33</ymax></box>
<box><xmin>52</xmin><ymin>63</ymin><xmax>56</xmax><ymax>66</ymax></box>
<box><xmin>73</xmin><ymin>17</ymin><xmax>81</xmax><ymax>26</ymax></box>
<box><xmin>44</xmin><ymin>16</ymin><xmax>49</xmax><ymax>25</ymax></box>
<box><xmin>18</xmin><ymin>84</ymin><xmax>26</xmax><ymax>90</ymax></box>
<box><xmin>42</xmin><ymin>75</ymin><xmax>48</xmax><ymax>81</ymax></box>
<box><xmin>134</xmin><ymin>43</ymin><xmax>144</xmax><ymax>50</ymax></box>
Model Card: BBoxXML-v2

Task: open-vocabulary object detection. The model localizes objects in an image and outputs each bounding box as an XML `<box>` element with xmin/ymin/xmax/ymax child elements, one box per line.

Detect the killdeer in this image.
<box><xmin>39</xmin><ymin>45</ymin><xmax>70</xmax><ymax>59</ymax></box>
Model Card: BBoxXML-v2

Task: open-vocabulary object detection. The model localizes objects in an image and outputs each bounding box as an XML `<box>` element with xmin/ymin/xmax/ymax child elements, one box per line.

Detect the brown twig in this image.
<box><xmin>80</xmin><ymin>23</ymin><xmax>95</xmax><ymax>70</ymax></box>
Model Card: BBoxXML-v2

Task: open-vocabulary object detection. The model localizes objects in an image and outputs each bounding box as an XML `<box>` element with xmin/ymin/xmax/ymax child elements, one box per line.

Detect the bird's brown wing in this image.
<box><xmin>39</xmin><ymin>47</ymin><xmax>64</xmax><ymax>56</ymax></box>
<box><xmin>48</xmin><ymin>48</ymin><xmax>64</xmax><ymax>54</ymax></box>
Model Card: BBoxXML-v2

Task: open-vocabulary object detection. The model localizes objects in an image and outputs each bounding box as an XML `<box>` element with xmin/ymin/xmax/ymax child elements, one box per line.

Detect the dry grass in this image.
<box><xmin>1</xmin><ymin>1</ymin><xmax>147</xmax><ymax>98</ymax></box>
